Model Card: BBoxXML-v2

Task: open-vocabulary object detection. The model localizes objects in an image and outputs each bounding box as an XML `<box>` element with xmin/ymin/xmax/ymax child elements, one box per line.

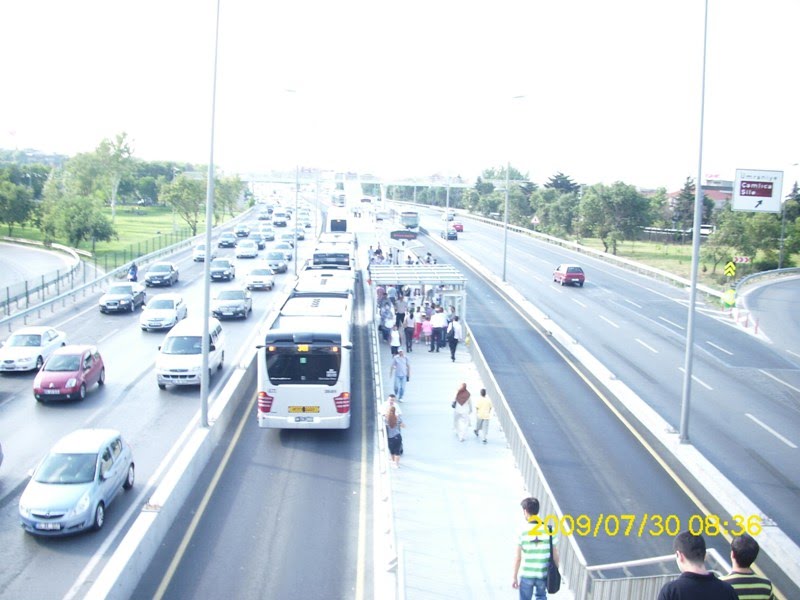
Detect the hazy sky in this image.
<box><xmin>1</xmin><ymin>0</ymin><xmax>798</xmax><ymax>192</ymax></box>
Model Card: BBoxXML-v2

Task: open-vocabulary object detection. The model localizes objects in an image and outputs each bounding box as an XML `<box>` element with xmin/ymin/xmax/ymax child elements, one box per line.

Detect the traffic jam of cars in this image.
<box><xmin>2</xmin><ymin>202</ymin><xmax>311</xmax><ymax>537</ymax></box>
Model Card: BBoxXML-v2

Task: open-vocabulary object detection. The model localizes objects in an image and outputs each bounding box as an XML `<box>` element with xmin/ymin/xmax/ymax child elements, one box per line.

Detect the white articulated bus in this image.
<box><xmin>256</xmin><ymin>289</ymin><xmax>354</xmax><ymax>429</ymax></box>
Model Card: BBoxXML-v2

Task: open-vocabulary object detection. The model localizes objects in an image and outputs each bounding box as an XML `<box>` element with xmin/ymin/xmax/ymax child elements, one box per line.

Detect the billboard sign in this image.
<box><xmin>732</xmin><ymin>169</ymin><xmax>783</xmax><ymax>213</ymax></box>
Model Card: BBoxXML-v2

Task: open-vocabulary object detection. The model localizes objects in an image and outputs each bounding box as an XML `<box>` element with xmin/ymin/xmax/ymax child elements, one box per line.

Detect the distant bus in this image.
<box><xmin>400</xmin><ymin>211</ymin><xmax>420</xmax><ymax>232</ymax></box>
<box><xmin>326</xmin><ymin>207</ymin><xmax>348</xmax><ymax>233</ymax></box>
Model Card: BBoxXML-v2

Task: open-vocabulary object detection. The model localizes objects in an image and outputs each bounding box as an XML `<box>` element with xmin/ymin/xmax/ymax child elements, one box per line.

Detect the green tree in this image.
<box><xmin>579</xmin><ymin>182</ymin><xmax>651</xmax><ymax>254</ymax></box>
<box><xmin>215</xmin><ymin>175</ymin><xmax>245</xmax><ymax>223</ymax></box>
<box><xmin>96</xmin><ymin>132</ymin><xmax>134</xmax><ymax>222</ymax></box>
<box><xmin>0</xmin><ymin>176</ymin><xmax>33</xmax><ymax>235</ymax></box>
<box><xmin>160</xmin><ymin>175</ymin><xmax>206</xmax><ymax>235</ymax></box>
<box><xmin>58</xmin><ymin>194</ymin><xmax>115</xmax><ymax>248</ymax></box>
<box><xmin>671</xmin><ymin>177</ymin><xmax>714</xmax><ymax>230</ymax></box>
<box><xmin>544</xmin><ymin>172</ymin><xmax>580</xmax><ymax>194</ymax></box>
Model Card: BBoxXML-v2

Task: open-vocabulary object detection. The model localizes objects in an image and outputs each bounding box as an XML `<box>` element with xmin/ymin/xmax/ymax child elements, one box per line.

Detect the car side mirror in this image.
<box><xmin>209</xmin><ymin>344</ymin><xmax>216</xmax><ymax>352</ymax></box>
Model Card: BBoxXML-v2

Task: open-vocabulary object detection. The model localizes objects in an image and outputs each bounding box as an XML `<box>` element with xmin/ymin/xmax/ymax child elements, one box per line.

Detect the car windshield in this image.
<box><xmin>250</xmin><ymin>269</ymin><xmax>271</xmax><ymax>276</ymax></box>
<box><xmin>217</xmin><ymin>290</ymin><xmax>244</xmax><ymax>300</ymax></box>
<box><xmin>196</xmin><ymin>245</ymin><xmax>206</xmax><ymax>251</ymax></box>
<box><xmin>210</xmin><ymin>260</ymin><xmax>230</xmax><ymax>268</ymax></box>
<box><xmin>150</xmin><ymin>264</ymin><xmax>170</xmax><ymax>272</ymax></box>
<box><xmin>35</xmin><ymin>453</ymin><xmax>98</xmax><ymax>485</ymax></box>
<box><xmin>7</xmin><ymin>334</ymin><xmax>42</xmax><ymax>347</ymax></box>
<box><xmin>148</xmin><ymin>299</ymin><xmax>176</xmax><ymax>310</ymax></box>
<box><xmin>567</xmin><ymin>267</ymin><xmax>583</xmax><ymax>274</ymax></box>
<box><xmin>44</xmin><ymin>354</ymin><xmax>81</xmax><ymax>371</ymax></box>
<box><xmin>266</xmin><ymin>252</ymin><xmax>284</xmax><ymax>260</ymax></box>
<box><xmin>274</xmin><ymin>244</ymin><xmax>290</xmax><ymax>250</ymax></box>
<box><xmin>109</xmin><ymin>285</ymin><xmax>133</xmax><ymax>295</ymax></box>
<box><xmin>161</xmin><ymin>335</ymin><xmax>202</xmax><ymax>355</ymax></box>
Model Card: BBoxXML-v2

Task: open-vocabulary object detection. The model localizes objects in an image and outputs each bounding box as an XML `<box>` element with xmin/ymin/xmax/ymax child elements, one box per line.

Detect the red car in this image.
<box><xmin>452</xmin><ymin>222</ymin><xmax>464</xmax><ymax>232</ymax></box>
<box><xmin>33</xmin><ymin>345</ymin><xmax>105</xmax><ymax>402</ymax></box>
<box><xmin>553</xmin><ymin>264</ymin><xmax>585</xmax><ymax>287</ymax></box>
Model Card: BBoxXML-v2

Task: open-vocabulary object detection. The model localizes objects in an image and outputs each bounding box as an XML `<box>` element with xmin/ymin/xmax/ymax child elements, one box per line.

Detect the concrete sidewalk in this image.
<box><xmin>378</xmin><ymin>336</ymin><xmax>575</xmax><ymax>600</ymax></box>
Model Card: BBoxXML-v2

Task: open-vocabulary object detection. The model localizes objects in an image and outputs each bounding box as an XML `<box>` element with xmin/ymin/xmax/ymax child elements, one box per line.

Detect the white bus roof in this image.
<box><xmin>278</xmin><ymin>295</ymin><xmax>350</xmax><ymax>318</ymax></box>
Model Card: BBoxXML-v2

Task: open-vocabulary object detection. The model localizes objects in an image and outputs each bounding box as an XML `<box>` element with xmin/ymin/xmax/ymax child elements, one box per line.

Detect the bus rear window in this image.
<box><xmin>266</xmin><ymin>348</ymin><xmax>341</xmax><ymax>384</ymax></box>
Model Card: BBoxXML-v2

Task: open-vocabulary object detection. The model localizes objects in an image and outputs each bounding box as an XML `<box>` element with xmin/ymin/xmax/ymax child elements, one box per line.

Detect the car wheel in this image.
<box><xmin>123</xmin><ymin>463</ymin><xmax>135</xmax><ymax>490</ymax></box>
<box><xmin>218</xmin><ymin>351</ymin><xmax>224</xmax><ymax>370</ymax></box>
<box><xmin>579</xmin><ymin>282</ymin><xmax>584</xmax><ymax>287</ymax></box>
<box><xmin>98</xmin><ymin>367</ymin><xmax>106</xmax><ymax>385</ymax></box>
<box><xmin>560</xmin><ymin>279</ymin><xmax>565</xmax><ymax>286</ymax></box>
<box><xmin>35</xmin><ymin>356</ymin><xmax>44</xmax><ymax>370</ymax></box>
<box><xmin>130</xmin><ymin>302</ymin><xmax>135</xmax><ymax>313</ymax></box>
<box><xmin>158</xmin><ymin>383</ymin><xmax>166</xmax><ymax>390</ymax></box>
<box><xmin>93</xmin><ymin>502</ymin><xmax>105</xmax><ymax>531</ymax></box>
<box><xmin>78</xmin><ymin>383</ymin><xmax>86</xmax><ymax>400</ymax></box>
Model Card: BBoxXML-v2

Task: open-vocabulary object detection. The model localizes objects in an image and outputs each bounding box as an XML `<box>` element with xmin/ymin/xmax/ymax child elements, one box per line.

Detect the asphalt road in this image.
<box><xmin>0</xmin><ymin>214</ymin><xmax>317</xmax><ymax>600</ymax></box>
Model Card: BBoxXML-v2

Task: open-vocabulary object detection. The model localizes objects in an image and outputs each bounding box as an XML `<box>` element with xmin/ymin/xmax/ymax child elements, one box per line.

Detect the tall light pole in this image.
<box><xmin>200</xmin><ymin>0</ymin><xmax>222</xmax><ymax>428</ymax></box>
<box><xmin>502</xmin><ymin>95</ymin><xmax>526</xmax><ymax>283</ymax></box>
<box><xmin>678</xmin><ymin>0</ymin><xmax>709</xmax><ymax>443</ymax></box>
<box><xmin>779</xmin><ymin>162</ymin><xmax>798</xmax><ymax>270</ymax></box>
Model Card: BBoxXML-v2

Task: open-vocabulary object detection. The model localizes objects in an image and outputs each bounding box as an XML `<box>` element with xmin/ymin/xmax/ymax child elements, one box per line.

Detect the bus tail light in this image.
<box><xmin>334</xmin><ymin>392</ymin><xmax>350</xmax><ymax>414</ymax></box>
<box><xmin>257</xmin><ymin>391</ymin><xmax>274</xmax><ymax>413</ymax></box>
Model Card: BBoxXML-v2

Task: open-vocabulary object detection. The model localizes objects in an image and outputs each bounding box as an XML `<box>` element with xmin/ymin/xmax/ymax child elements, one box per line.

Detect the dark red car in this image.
<box><xmin>33</xmin><ymin>345</ymin><xmax>105</xmax><ymax>402</ymax></box>
<box><xmin>553</xmin><ymin>264</ymin><xmax>585</xmax><ymax>287</ymax></box>
<box><xmin>452</xmin><ymin>222</ymin><xmax>464</xmax><ymax>232</ymax></box>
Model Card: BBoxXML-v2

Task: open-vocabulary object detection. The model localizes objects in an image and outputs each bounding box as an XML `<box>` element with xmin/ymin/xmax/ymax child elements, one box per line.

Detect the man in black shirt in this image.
<box><xmin>657</xmin><ymin>531</ymin><xmax>737</xmax><ymax>600</ymax></box>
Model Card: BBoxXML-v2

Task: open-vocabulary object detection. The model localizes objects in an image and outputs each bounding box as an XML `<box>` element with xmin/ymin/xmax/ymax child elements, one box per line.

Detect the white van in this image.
<box><xmin>155</xmin><ymin>318</ymin><xmax>225</xmax><ymax>389</ymax></box>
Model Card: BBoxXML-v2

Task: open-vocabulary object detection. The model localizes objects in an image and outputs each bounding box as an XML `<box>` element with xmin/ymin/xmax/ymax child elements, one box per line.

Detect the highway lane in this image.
<box><xmin>133</xmin><ymin>259</ymin><xmax>373</xmax><ymax>599</ymax></box>
<box><xmin>427</xmin><ymin>210</ymin><xmax>800</xmax><ymax>548</ymax></box>
<box><xmin>0</xmin><ymin>214</ymin><xmax>316</xmax><ymax>600</ymax></box>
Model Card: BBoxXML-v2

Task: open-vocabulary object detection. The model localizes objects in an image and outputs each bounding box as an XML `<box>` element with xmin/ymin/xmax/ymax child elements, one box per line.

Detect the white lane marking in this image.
<box><xmin>787</xmin><ymin>349</ymin><xmax>800</xmax><ymax>360</ymax></box>
<box><xmin>599</xmin><ymin>315</ymin><xmax>619</xmax><ymax>328</ymax></box>
<box><xmin>659</xmin><ymin>316</ymin><xmax>685</xmax><ymax>330</ymax></box>
<box><xmin>705</xmin><ymin>341</ymin><xmax>733</xmax><ymax>356</ymax></box>
<box><xmin>745</xmin><ymin>413</ymin><xmax>798</xmax><ymax>449</ymax></box>
<box><xmin>625</xmin><ymin>299</ymin><xmax>643</xmax><ymax>309</ymax></box>
<box><xmin>572</xmin><ymin>298</ymin><xmax>587</xmax><ymax>308</ymax></box>
<box><xmin>635</xmin><ymin>339</ymin><xmax>658</xmax><ymax>353</ymax></box>
<box><xmin>759</xmin><ymin>369</ymin><xmax>800</xmax><ymax>394</ymax></box>
<box><xmin>678</xmin><ymin>367</ymin><xmax>713</xmax><ymax>391</ymax></box>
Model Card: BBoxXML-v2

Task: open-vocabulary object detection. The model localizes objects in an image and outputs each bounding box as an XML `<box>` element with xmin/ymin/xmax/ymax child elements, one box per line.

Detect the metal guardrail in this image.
<box><xmin>735</xmin><ymin>266</ymin><xmax>800</xmax><ymax>291</ymax></box>
<box><xmin>0</xmin><ymin>213</ymin><xmax>254</xmax><ymax>333</ymax></box>
<box><xmin>0</xmin><ymin>238</ymin><xmax>86</xmax><ymax>316</ymax></box>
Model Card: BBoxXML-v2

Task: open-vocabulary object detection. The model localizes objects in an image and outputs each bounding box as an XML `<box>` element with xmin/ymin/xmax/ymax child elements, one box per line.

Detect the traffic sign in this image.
<box><xmin>733</xmin><ymin>256</ymin><xmax>751</xmax><ymax>263</ymax></box>
<box><xmin>531</xmin><ymin>215</ymin><xmax>540</xmax><ymax>225</ymax></box>
<box><xmin>732</xmin><ymin>169</ymin><xmax>783</xmax><ymax>213</ymax></box>
<box><xmin>724</xmin><ymin>262</ymin><xmax>736</xmax><ymax>277</ymax></box>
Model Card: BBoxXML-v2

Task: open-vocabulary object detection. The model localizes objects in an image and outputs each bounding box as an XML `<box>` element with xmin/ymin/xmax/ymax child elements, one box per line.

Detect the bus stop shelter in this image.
<box><xmin>367</xmin><ymin>264</ymin><xmax>468</xmax><ymax>320</ymax></box>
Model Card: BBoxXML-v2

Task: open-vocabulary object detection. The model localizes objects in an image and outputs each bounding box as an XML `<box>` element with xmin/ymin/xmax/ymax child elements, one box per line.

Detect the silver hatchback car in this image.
<box><xmin>19</xmin><ymin>428</ymin><xmax>134</xmax><ymax>536</ymax></box>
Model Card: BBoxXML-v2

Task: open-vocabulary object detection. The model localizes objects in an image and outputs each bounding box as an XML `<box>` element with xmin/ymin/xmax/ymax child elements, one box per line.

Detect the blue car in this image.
<box><xmin>19</xmin><ymin>429</ymin><xmax>135</xmax><ymax>535</ymax></box>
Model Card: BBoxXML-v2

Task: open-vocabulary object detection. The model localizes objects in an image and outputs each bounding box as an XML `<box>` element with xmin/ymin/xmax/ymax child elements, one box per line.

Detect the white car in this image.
<box><xmin>192</xmin><ymin>244</ymin><xmax>218</xmax><ymax>262</ymax></box>
<box><xmin>140</xmin><ymin>293</ymin><xmax>188</xmax><ymax>331</ymax></box>
<box><xmin>272</xmin><ymin>242</ymin><xmax>293</xmax><ymax>261</ymax></box>
<box><xmin>235</xmin><ymin>239</ymin><xmax>259</xmax><ymax>259</ymax></box>
<box><xmin>245</xmin><ymin>267</ymin><xmax>275</xmax><ymax>291</ymax></box>
<box><xmin>0</xmin><ymin>326</ymin><xmax>68</xmax><ymax>372</ymax></box>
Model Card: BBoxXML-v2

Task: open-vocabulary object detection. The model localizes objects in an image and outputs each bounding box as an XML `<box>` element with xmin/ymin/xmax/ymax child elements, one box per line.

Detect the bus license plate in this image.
<box><xmin>294</xmin><ymin>416</ymin><xmax>314</xmax><ymax>423</ymax></box>
<box><xmin>289</xmin><ymin>406</ymin><xmax>320</xmax><ymax>413</ymax></box>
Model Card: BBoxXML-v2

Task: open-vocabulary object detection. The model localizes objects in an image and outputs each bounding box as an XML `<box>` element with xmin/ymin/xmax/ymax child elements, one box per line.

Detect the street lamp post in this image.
<box><xmin>502</xmin><ymin>161</ymin><xmax>510</xmax><ymax>282</ymax></box>
<box><xmin>502</xmin><ymin>95</ymin><xmax>526</xmax><ymax>283</ymax></box>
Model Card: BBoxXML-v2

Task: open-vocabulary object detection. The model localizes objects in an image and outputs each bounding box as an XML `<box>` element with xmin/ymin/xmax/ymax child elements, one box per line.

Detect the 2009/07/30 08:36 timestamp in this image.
<box><xmin>527</xmin><ymin>514</ymin><xmax>764</xmax><ymax>538</ymax></box>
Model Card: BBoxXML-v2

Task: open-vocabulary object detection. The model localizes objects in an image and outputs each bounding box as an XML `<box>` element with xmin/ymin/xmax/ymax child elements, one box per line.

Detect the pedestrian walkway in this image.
<box><xmin>377</xmin><ymin>335</ymin><xmax>575</xmax><ymax>599</ymax></box>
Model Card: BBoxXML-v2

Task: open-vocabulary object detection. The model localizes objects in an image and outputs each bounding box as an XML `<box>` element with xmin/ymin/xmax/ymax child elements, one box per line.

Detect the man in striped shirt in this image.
<box><xmin>512</xmin><ymin>497</ymin><xmax>559</xmax><ymax>600</ymax></box>
<box><xmin>722</xmin><ymin>534</ymin><xmax>775</xmax><ymax>599</ymax></box>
